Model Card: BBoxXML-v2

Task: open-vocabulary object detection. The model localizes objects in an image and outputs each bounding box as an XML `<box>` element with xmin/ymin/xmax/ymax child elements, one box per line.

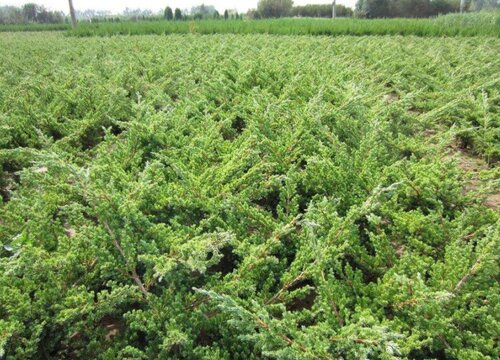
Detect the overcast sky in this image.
<box><xmin>2</xmin><ymin>0</ymin><xmax>357</xmax><ymax>14</ymax></box>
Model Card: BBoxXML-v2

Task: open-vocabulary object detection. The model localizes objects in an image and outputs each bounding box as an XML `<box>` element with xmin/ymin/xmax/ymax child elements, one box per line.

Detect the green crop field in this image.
<box><xmin>0</xmin><ymin>23</ymin><xmax>70</xmax><ymax>32</ymax></box>
<box><xmin>2</xmin><ymin>12</ymin><xmax>499</xmax><ymax>37</ymax></box>
<box><xmin>0</xmin><ymin>29</ymin><xmax>499</xmax><ymax>359</ymax></box>
<box><xmin>67</xmin><ymin>15</ymin><xmax>500</xmax><ymax>37</ymax></box>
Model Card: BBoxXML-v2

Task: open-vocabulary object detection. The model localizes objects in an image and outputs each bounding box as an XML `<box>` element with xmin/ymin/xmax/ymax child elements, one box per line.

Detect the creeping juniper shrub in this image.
<box><xmin>0</xmin><ymin>33</ymin><xmax>499</xmax><ymax>359</ymax></box>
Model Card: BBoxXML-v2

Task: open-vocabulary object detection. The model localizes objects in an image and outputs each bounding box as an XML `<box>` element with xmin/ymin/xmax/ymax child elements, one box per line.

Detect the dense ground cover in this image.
<box><xmin>0</xmin><ymin>32</ymin><xmax>499</xmax><ymax>359</ymax></box>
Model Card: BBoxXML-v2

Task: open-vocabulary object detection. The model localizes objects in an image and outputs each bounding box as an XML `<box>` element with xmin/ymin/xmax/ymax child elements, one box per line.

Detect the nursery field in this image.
<box><xmin>0</xmin><ymin>32</ymin><xmax>499</xmax><ymax>359</ymax></box>
<box><xmin>68</xmin><ymin>14</ymin><xmax>500</xmax><ymax>37</ymax></box>
<box><xmin>0</xmin><ymin>23</ymin><xmax>69</xmax><ymax>33</ymax></box>
<box><xmin>2</xmin><ymin>12</ymin><xmax>500</xmax><ymax>37</ymax></box>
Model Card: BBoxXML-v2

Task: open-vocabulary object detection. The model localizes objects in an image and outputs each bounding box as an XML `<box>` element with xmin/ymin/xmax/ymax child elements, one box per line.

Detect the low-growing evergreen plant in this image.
<box><xmin>0</xmin><ymin>32</ymin><xmax>498</xmax><ymax>359</ymax></box>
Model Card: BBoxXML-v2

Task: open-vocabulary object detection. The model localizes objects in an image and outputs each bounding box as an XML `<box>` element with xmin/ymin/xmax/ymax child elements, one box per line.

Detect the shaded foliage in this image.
<box><xmin>291</xmin><ymin>4</ymin><xmax>354</xmax><ymax>18</ymax></box>
<box><xmin>355</xmin><ymin>0</ymin><xmax>499</xmax><ymax>18</ymax></box>
<box><xmin>258</xmin><ymin>0</ymin><xmax>294</xmax><ymax>18</ymax></box>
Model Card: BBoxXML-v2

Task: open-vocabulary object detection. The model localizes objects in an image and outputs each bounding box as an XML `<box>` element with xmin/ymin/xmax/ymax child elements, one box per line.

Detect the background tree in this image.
<box><xmin>430</xmin><ymin>0</ymin><xmax>460</xmax><ymax>14</ymax></box>
<box><xmin>0</xmin><ymin>6</ymin><xmax>24</xmax><ymax>24</ymax></box>
<box><xmin>12</xmin><ymin>3</ymin><xmax>64</xmax><ymax>24</ymax></box>
<box><xmin>484</xmin><ymin>0</ymin><xmax>500</xmax><ymax>9</ymax></box>
<box><xmin>191</xmin><ymin>4</ymin><xmax>216</xmax><ymax>19</ymax></box>
<box><xmin>22</xmin><ymin>3</ymin><xmax>38</xmax><ymax>22</ymax></box>
<box><xmin>291</xmin><ymin>4</ymin><xmax>353</xmax><ymax>17</ymax></box>
<box><xmin>174</xmin><ymin>8</ymin><xmax>182</xmax><ymax>20</ymax></box>
<box><xmin>355</xmin><ymin>0</ymin><xmax>367</xmax><ymax>17</ymax></box>
<box><xmin>246</xmin><ymin>8</ymin><xmax>261</xmax><ymax>19</ymax></box>
<box><xmin>0</xmin><ymin>4</ymin><xmax>63</xmax><ymax>24</ymax></box>
<box><xmin>224</xmin><ymin>9</ymin><xmax>229</xmax><ymax>19</ymax></box>
<box><xmin>473</xmin><ymin>0</ymin><xmax>484</xmax><ymax>10</ymax></box>
<box><xmin>368</xmin><ymin>0</ymin><xmax>390</xmax><ymax>18</ymax></box>
<box><xmin>257</xmin><ymin>0</ymin><xmax>294</xmax><ymax>18</ymax></box>
<box><xmin>354</xmin><ymin>0</ymin><xmax>471</xmax><ymax>18</ymax></box>
<box><xmin>164</xmin><ymin>6</ymin><xmax>173</xmax><ymax>20</ymax></box>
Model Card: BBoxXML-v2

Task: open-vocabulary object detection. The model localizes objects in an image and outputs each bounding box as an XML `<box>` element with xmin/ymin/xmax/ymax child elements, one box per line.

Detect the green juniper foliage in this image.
<box><xmin>0</xmin><ymin>32</ymin><xmax>499</xmax><ymax>359</ymax></box>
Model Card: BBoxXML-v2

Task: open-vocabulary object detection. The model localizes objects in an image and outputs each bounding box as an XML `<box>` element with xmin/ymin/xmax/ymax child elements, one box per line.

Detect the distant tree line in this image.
<box><xmin>0</xmin><ymin>3</ymin><xmax>64</xmax><ymax>25</ymax></box>
<box><xmin>249</xmin><ymin>0</ymin><xmax>499</xmax><ymax>19</ymax></box>
<box><xmin>162</xmin><ymin>5</ymin><xmax>243</xmax><ymax>21</ymax></box>
<box><xmin>291</xmin><ymin>4</ymin><xmax>354</xmax><ymax>18</ymax></box>
<box><xmin>354</xmin><ymin>0</ymin><xmax>499</xmax><ymax>18</ymax></box>
<box><xmin>247</xmin><ymin>1</ymin><xmax>354</xmax><ymax>18</ymax></box>
<box><xmin>255</xmin><ymin>0</ymin><xmax>294</xmax><ymax>18</ymax></box>
<box><xmin>3</xmin><ymin>1</ymin><xmax>497</xmax><ymax>26</ymax></box>
<box><xmin>0</xmin><ymin>2</ymin><xmax>244</xmax><ymax>26</ymax></box>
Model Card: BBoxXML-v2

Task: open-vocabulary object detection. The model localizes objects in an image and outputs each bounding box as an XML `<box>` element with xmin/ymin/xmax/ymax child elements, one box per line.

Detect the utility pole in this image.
<box><xmin>460</xmin><ymin>0</ymin><xmax>466</xmax><ymax>13</ymax></box>
<box><xmin>332</xmin><ymin>0</ymin><xmax>336</xmax><ymax>19</ymax></box>
<box><xmin>68</xmin><ymin>0</ymin><xmax>77</xmax><ymax>28</ymax></box>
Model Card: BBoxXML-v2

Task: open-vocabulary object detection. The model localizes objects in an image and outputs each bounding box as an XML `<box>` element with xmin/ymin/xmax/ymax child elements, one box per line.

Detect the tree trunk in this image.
<box><xmin>460</xmin><ymin>0</ymin><xmax>466</xmax><ymax>13</ymax></box>
<box><xmin>332</xmin><ymin>0</ymin><xmax>336</xmax><ymax>19</ymax></box>
<box><xmin>68</xmin><ymin>0</ymin><xmax>77</xmax><ymax>28</ymax></box>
